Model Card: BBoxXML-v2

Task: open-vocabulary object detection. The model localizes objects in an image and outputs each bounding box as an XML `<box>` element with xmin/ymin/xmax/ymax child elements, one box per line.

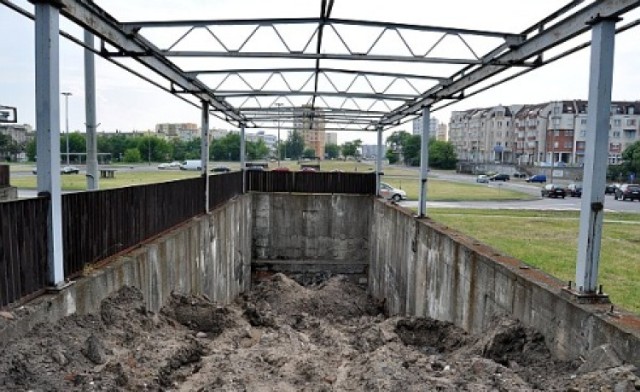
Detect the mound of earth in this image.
<box><xmin>0</xmin><ymin>273</ymin><xmax>638</xmax><ymax>391</ymax></box>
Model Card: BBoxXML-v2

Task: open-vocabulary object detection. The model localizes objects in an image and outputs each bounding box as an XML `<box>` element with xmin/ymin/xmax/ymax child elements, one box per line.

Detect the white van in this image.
<box><xmin>179</xmin><ymin>160</ymin><xmax>203</xmax><ymax>171</ymax></box>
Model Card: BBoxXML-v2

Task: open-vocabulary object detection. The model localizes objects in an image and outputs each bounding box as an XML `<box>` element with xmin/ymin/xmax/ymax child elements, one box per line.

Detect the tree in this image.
<box><xmin>341</xmin><ymin>139</ymin><xmax>362</xmax><ymax>158</ymax></box>
<box><xmin>26</xmin><ymin>139</ymin><xmax>37</xmax><ymax>161</ymax></box>
<box><xmin>302</xmin><ymin>148</ymin><xmax>316</xmax><ymax>159</ymax></box>
<box><xmin>286</xmin><ymin>130</ymin><xmax>305</xmax><ymax>160</ymax></box>
<box><xmin>622</xmin><ymin>140</ymin><xmax>640</xmax><ymax>177</ymax></box>
<box><xmin>429</xmin><ymin>139</ymin><xmax>458</xmax><ymax>169</ymax></box>
<box><xmin>0</xmin><ymin>134</ymin><xmax>19</xmax><ymax>160</ymax></box>
<box><xmin>325</xmin><ymin>143</ymin><xmax>340</xmax><ymax>159</ymax></box>
<box><xmin>386</xmin><ymin>131</ymin><xmax>411</xmax><ymax>152</ymax></box>
<box><xmin>402</xmin><ymin>135</ymin><xmax>421</xmax><ymax>166</ymax></box>
<box><xmin>385</xmin><ymin>148</ymin><xmax>398</xmax><ymax>164</ymax></box>
<box><xmin>123</xmin><ymin>148</ymin><xmax>142</xmax><ymax>163</ymax></box>
<box><xmin>247</xmin><ymin>139</ymin><xmax>269</xmax><ymax>160</ymax></box>
<box><xmin>210</xmin><ymin>133</ymin><xmax>240</xmax><ymax>161</ymax></box>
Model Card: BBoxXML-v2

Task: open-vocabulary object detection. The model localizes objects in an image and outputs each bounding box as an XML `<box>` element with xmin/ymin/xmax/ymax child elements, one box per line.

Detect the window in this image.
<box><xmin>564</xmin><ymin>141</ymin><xmax>572</xmax><ymax>149</ymax></box>
<box><xmin>580</xmin><ymin>130</ymin><xmax>586</xmax><ymax>137</ymax></box>
<box><xmin>565</xmin><ymin>130</ymin><xmax>573</xmax><ymax>137</ymax></box>
<box><xmin>581</xmin><ymin>119</ymin><xmax>587</xmax><ymax>125</ymax></box>
<box><xmin>626</xmin><ymin>119</ymin><xmax>636</xmax><ymax>126</ymax></box>
<box><xmin>613</xmin><ymin>131</ymin><xmax>621</xmax><ymax>138</ymax></box>
<box><xmin>554</xmin><ymin>130</ymin><xmax>560</xmax><ymax>137</ymax></box>
<box><xmin>613</xmin><ymin>119</ymin><xmax>621</xmax><ymax>126</ymax></box>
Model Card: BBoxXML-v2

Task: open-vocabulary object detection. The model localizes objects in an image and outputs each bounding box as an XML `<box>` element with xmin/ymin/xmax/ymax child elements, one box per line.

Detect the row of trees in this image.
<box><xmin>385</xmin><ymin>131</ymin><xmax>457</xmax><ymax>169</ymax></box>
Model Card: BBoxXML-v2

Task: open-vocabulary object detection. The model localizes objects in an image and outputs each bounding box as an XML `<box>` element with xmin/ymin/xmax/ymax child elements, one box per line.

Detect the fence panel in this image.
<box><xmin>246</xmin><ymin>171</ymin><xmax>376</xmax><ymax>195</ymax></box>
<box><xmin>209</xmin><ymin>171</ymin><xmax>244</xmax><ymax>210</ymax></box>
<box><xmin>0</xmin><ymin>198</ymin><xmax>48</xmax><ymax>307</ymax></box>
<box><xmin>0</xmin><ymin>165</ymin><xmax>9</xmax><ymax>186</ymax></box>
<box><xmin>62</xmin><ymin>177</ymin><xmax>205</xmax><ymax>277</ymax></box>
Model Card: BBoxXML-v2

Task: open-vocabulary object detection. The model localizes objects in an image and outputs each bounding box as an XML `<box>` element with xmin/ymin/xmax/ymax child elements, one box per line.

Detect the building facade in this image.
<box><xmin>325</xmin><ymin>132</ymin><xmax>338</xmax><ymax>146</ymax></box>
<box><xmin>155</xmin><ymin>123</ymin><xmax>199</xmax><ymax>141</ymax></box>
<box><xmin>0</xmin><ymin>123</ymin><xmax>33</xmax><ymax>145</ymax></box>
<box><xmin>449</xmin><ymin>100</ymin><xmax>640</xmax><ymax>166</ymax></box>
<box><xmin>294</xmin><ymin>105</ymin><xmax>326</xmax><ymax>159</ymax></box>
<box><xmin>412</xmin><ymin>116</ymin><xmax>440</xmax><ymax>136</ymax></box>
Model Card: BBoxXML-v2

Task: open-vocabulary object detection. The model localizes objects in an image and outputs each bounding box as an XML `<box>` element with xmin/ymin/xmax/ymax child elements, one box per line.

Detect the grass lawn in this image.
<box><xmin>428</xmin><ymin>208</ymin><xmax>640</xmax><ymax>314</ymax></box>
<box><xmin>383</xmin><ymin>177</ymin><xmax>533</xmax><ymax>202</ymax></box>
<box><xmin>10</xmin><ymin>167</ymin><xmax>200</xmax><ymax>190</ymax></box>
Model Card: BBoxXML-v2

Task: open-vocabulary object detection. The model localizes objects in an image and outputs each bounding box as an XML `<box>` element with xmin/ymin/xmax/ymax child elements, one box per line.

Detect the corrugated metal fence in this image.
<box><xmin>1</xmin><ymin>170</ymin><xmax>374</xmax><ymax>307</ymax></box>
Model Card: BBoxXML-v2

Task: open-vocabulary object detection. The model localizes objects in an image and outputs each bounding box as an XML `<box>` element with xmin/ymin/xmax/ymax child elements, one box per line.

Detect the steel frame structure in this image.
<box><xmin>3</xmin><ymin>0</ymin><xmax>640</xmax><ymax>294</ymax></box>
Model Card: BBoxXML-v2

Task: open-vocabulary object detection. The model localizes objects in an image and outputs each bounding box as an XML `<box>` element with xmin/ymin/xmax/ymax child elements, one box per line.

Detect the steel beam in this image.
<box><xmin>575</xmin><ymin>17</ymin><xmax>617</xmax><ymax>294</ymax></box>
<box><xmin>381</xmin><ymin>0</ymin><xmax>640</xmax><ymax>126</ymax></box>
<box><xmin>84</xmin><ymin>30</ymin><xmax>99</xmax><ymax>191</ymax></box>
<box><xmin>418</xmin><ymin>107</ymin><xmax>430</xmax><ymax>217</ymax></box>
<box><xmin>213</xmin><ymin>90</ymin><xmax>414</xmax><ymax>101</ymax></box>
<box><xmin>376</xmin><ymin>126</ymin><xmax>383</xmax><ymax>197</ymax></box>
<box><xmin>240</xmin><ymin>126</ymin><xmax>246</xmax><ymax>193</ymax></box>
<box><xmin>159</xmin><ymin>50</ymin><xmax>526</xmax><ymax>66</ymax></box>
<box><xmin>201</xmin><ymin>101</ymin><xmax>210</xmax><ymax>213</ymax></box>
<box><xmin>34</xmin><ymin>0</ymin><xmax>64</xmax><ymax>287</ymax></box>
<box><xmin>54</xmin><ymin>0</ymin><xmax>246</xmax><ymax>124</ymax></box>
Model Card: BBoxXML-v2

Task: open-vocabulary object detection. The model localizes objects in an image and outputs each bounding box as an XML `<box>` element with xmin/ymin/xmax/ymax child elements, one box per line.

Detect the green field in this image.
<box><xmin>428</xmin><ymin>208</ymin><xmax>640</xmax><ymax>314</ymax></box>
<box><xmin>9</xmin><ymin>161</ymin><xmax>533</xmax><ymax>202</ymax></box>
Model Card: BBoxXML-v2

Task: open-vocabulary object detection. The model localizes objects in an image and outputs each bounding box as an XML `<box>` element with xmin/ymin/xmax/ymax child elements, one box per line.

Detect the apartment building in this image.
<box><xmin>0</xmin><ymin>123</ymin><xmax>33</xmax><ymax>145</ymax></box>
<box><xmin>294</xmin><ymin>105</ymin><xmax>326</xmax><ymax>159</ymax></box>
<box><xmin>155</xmin><ymin>123</ymin><xmax>199</xmax><ymax>141</ymax></box>
<box><xmin>450</xmin><ymin>100</ymin><xmax>640</xmax><ymax>165</ymax></box>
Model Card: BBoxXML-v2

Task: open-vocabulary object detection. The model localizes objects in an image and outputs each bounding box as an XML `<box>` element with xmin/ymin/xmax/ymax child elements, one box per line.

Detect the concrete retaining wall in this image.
<box><xmin>0</xmin><ymin>194</ymin><xmax>252</xmax><ymax>346</ymax></box>
<box><xmin>369</xmin><ymin>199</ymin><xmax>640</xmax><ymax>366</ymax></box>
<box><xmin>252</xmin><ymin>193</ymin><xmax>371</xmax><ymax>262</ymax></box>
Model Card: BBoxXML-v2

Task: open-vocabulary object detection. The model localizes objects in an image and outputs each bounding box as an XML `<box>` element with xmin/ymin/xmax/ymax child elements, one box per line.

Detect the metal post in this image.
<box><xmin>375</xmin><ymin>126</ymin><xmax>383</xmax><ymax>196</ymax></box>
<box><xmin>419</xmin><ymin>107</ymin><xmax>430</xmax><ymax>217</ymax></box>
<box><xmin>576</xmin><ymin>17</ymin><xmax>617</xmax><ymax>294</ymax></box>
<box><xmin>276</xmin><ymin>102</ymin><xmax>282</xmax><ymax>167</ymax></box>
<box><xmin>240</xmin><ymin>125</ymin><xmax>246</xmax><ymax>193</ymax></box>
<box><xmin>84</xmin><ymin>30</ymin><xmax>98</xmax><ymax>190</ymax></box>
<box><xmin>550</xmin><ymin>102</ymin><xmax>560</xmax><ymax>184</ymax></box>
<box><xmin>35</xmin><ymin>1</ymin><xmax>64</xmax><ymax>287</ymax></box>
<box><xmin>201</xmin><ymin>101</ymin><xmax>210</xmax><ymax>213</ymax></box>
<box><xmin>61</xmin><ymin>92</ymin><xmax>71</xmax><ymax>165</ymax></box>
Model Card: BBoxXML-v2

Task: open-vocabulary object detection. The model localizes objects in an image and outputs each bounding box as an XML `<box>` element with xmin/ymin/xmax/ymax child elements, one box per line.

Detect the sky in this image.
<box><xmin>1</xmin><ymin>1</ymin><xmax>640</xmax><ymax>145</ymax></box>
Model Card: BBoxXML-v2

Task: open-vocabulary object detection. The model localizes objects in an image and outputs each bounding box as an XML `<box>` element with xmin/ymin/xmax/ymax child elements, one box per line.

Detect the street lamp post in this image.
<box><xmin>275</xmin><ymin>102</ymin><xmax>282</xmax><ymax>167</ymax></box>
<box><xmin>61</xmin><ymin>92</ymin><xmax>72</xmax><ymax>165</ymax></box>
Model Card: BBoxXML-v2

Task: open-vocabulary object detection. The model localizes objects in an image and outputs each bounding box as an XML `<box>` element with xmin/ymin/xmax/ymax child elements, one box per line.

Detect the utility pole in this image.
<box><xmin>61</xmin><ymin>92</ymin><xmax>71</xmax><ymax>165</ymax></box>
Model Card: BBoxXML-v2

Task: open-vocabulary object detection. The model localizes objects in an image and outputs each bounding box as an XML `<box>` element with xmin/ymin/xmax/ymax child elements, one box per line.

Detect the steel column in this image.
<box><xmin>418</xmin><ymin>107</ymin><xmax>430</xmax><ymax>217</ymax></box>
<box><xmin>576</xmin><ymin>18</ymin><xmax>618</xmax><ymax>294</ymax></box>
<box><xmin>84</xmin><ymin>30</ymin><xmax>98</xmax><ymax>190</ymax></box>
<box><xmin>376</xmin><ymin>126</ymin><xmax>383</xmax><ymax>196</ymax></box>
<box><xmin>240</xmin><ymin>126</ymin><xmax>246</xmax><ymax>193</ymax></box>
<box><xmin>201</xmin><ymin>101</ymin><xmax>210</xmax><ymax>212</ymax></box>
<box><xmin>34</xmin><ymin>1</ymin><xmax>64</xmax><ymax>287</ymax></box>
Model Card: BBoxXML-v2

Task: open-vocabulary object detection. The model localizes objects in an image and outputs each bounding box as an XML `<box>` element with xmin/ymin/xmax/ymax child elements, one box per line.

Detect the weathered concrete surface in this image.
<box><xmin>369</xmin><ymin>199</ymin><xmax>640</xmax><ymax>367</ymax></box>
<box><xmin>0</xmin><ymin>194</ymin><xmax>252</xmax><ymax>347</ymax></box>
<box><xmin>252</xmin><ymin>193</ymin><xmax>371</xmax><ymax>262</ymax></box>
<box><xmin>0</xmin><ymin>186</ymin><xmax>17</xmax><ymax>202</ymax></box>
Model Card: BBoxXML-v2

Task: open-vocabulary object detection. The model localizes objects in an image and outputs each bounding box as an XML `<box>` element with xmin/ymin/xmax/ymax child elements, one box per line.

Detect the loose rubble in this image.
<box><xmin>0</xmin><ymin>274</ymin><xmax>638</xmax><ymax>391</ymax></box>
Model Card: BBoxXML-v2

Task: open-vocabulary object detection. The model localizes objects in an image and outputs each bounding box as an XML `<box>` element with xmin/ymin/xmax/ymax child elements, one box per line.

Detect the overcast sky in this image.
<box><xmin>1</xmin><ymin>1</ymin><xmax>640</xmax><ymax>144</ymax></box>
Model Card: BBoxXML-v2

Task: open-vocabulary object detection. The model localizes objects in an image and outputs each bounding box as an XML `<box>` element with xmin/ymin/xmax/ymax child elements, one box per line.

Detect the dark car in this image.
<box><xmin>567</xmin><ymin>183</ymin><xmax>582</xmax><ymax>197</ymax></box>
<box><xmin>211</xmin><ymin>165</ymin><xmax>231</xmax><ymax>173</ymax></box>
<box><xmin>513</xmin><ymin>172</ymin><xmax>527</xmax><ymax>179</ymax></box>
<box><xmin>614</xmin><ymin>184</ymin><xmax>640</xmax><ymax>201</ymax></box>
<box><xmin>541</xmin><ymin>184</ymin><xmax>566</xmax><ymax>198</ymax></box>
<box><xmin>271</xmin><ymin>167</ymin><xmax>290</xmax><ymax>172</ymax></box>
<box><xmin>605</xmin><ymin>183</ymin><xmax>619</xmax><ymax>195</ymax></box>
<box><xmin>490</xmin><ymin>173</ymin><xmax>510</xmax><ymax>182</ymax></box>
<box><xmin>245</xmin><ymin>166</ymin><xmax>264</xmax><ymax>172</ymax></box>
<box><xmin>526</xmin><ymin>174</ymin><xmax>547</xmax><ymax>183</ymax></box>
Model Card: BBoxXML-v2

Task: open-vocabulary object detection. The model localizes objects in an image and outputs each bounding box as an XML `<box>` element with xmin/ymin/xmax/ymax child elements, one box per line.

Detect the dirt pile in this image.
<box><xmin>1</xmin><ymin>273</ymin><xmax>638</xmax><ymax>391</ymax></box>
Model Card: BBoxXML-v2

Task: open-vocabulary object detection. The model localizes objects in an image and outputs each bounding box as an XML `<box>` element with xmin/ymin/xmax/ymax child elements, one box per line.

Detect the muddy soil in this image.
<box><xmin>1</xmin><ymin>273</ymin><xmax>638</xmax><ymax>391</ymax></box>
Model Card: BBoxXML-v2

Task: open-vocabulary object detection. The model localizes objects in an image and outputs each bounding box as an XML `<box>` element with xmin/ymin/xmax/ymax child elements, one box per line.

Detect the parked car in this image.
<box><xmin>541</xmin><ymin>184</ymin><xmax>566</xmax><ymax>198</ymax></box>
<box><xmin>513</xmin><ymin>172</ymin><xmax>527</xmax><ymax>179</ymax></box>
<box><xmin>211</xmin><ymin>165</ymin><xmax>231</xmax><ymax>173</ymax></box>
<box><xmin>614</xmin><ymin>184</ymin><xmax>640</xmax><ymax>201</ymax></box>
<box><xmin>380</xmin><ymin>182</ymin><xmax>406</xmax><ymax>202</ymax></box>
<box><xmin>526</xmin><ymin>174</ymin><xmax>547</xmax><ymax>183</ymax></box>
<box><xmin>245</xmin><ymin>166</ymin><xmax>264</xmax><ymax>172</ymax></box>
<box><xmin>605</xmin><ymin>183</ymin><xmax>620</xmax><ymax>195</ymax></box>
<box><xmin>179</xmin><ymin>160</ymin><xmax>202</xmax><ymax>171</ymax></box>
<box><xmin>34</xmin><ymin>166</ymin><xmax>80</xmax><ymax>175</ymax></box>
<box><xmin>271</xmin><ymin>167</ymin><xmax>290</xmax><ymax>172</ymax></box>
<box><xmin>490</xmin><ymin>173</ymin><xmax>510</xmax><ymax>182</ymax></box>
<box><xmin>567</xmin><ymin>183</ymin><xmax>582</xmax><ymax>197</ymax></box>
<box><xmin>300</xmin><ymin>167</ymin><xmax>317</xmax><ymax>172</ymax></box>
<box><xmin>157</xmin><ymin>163</ymin><xmax>170</xmax><ymax>170</ymax></box>
<box><xmin>476</xmin><ymin>175</ymin><xmax>489</xmax><ymax>183</ymax></box>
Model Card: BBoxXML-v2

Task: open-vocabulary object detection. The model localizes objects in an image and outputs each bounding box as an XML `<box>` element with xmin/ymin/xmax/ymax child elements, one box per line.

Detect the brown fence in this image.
<box><xmin>246</xmin><ymin>171</ymin><xmax>376</xmax><ymax>195</ymax></box>
<box><xmin>62</xmin><ymin>177</ymin><xmax>205</xmax><ymax>277</ymax></box>
<box><xmin>0</xmin><ymin>165</ymin><xmax>9</xmax><ymax>186</ymax></box>
<box><xmin>209</xmin><ymin>171</ymin><xmax>243</xmax><ymax>210</ymax></box>
<box><xmin>0</xmin><ymin>198</ymin><xmax>48</xmax><ymax>307</ymax></box>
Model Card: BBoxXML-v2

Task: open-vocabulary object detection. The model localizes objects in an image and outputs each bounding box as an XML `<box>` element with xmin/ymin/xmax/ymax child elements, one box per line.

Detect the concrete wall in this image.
<box><xmin>369</xmin><ymin>200</ymin><xmax>640</xmax><ymax>366</ymax></box>
<box><xmin>0</xmin><ymin>194</ymin><xmax>252</xmax><ymax>347</ymax></box>
<box><xmin>252</xmin><ymin>193</ymin><xmax>371</xmax><ymax>262</ymax></box>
